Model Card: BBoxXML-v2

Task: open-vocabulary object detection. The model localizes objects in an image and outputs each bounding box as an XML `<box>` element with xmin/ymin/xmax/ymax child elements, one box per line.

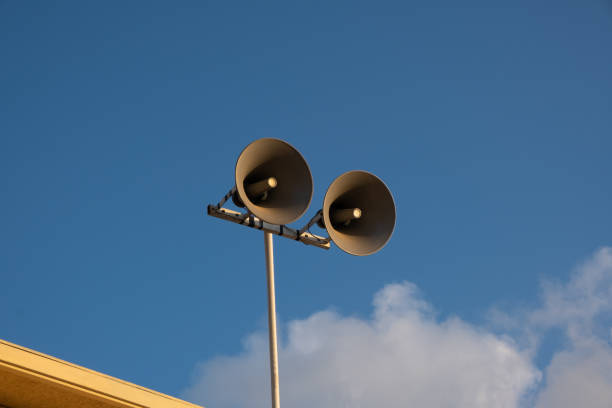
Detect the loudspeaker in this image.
<box><xmin>320</xmin><ymin>170</ymin><xmax>395</xmax><ymax>256</ymax></box>
<box><xmin>233</xmin><ymin>138</ymin><xmax>313</xmax><ymax>225</ymax></box>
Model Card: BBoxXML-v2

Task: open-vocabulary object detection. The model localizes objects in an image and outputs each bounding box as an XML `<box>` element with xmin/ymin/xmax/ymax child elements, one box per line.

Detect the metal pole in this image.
<box><xmin>264</xmin><ymin>231</ymin><xmax>280</xmax><ymax>408</ymax></box>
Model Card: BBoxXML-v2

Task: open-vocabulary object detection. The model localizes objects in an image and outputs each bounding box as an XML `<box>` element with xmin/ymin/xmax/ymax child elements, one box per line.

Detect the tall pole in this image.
<box><xmin>264</xmin><ymin>231</ymin><xmax>280</xmax><ymax>408</ymax></box>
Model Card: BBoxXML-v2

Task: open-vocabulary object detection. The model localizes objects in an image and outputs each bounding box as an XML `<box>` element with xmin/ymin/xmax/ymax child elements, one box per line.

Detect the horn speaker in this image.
<box><xmin>233</xmin><ymin>138</ymin><xmax>313</xmax><ymax>225</ymax></box>
<box><xmin>321</xmin><ymin>170</ymin><xmax>395</xmax><ymax>256</ymax></box>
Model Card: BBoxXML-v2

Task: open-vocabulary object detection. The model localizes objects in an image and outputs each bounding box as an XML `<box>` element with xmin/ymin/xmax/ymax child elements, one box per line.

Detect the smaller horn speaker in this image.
<box><xmin>321</xmin><ymin>171</ymin><xmax>395</xmax><ymax>256</ymax></box>
<box><xmin>234</xmin><ymin>138</ymin><xmax>313</xmax><ymax>225</ymax></box>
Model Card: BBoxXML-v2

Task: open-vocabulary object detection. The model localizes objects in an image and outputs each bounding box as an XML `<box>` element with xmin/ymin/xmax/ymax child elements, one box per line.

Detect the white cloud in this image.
<box><xmin>529</xmin><ymin>247</ymin><xmax>612</xmax><ymax>342</ymax></box>
<box><xmin>531</xmin><ymin>247</ymin><xmax>612</xmax><ymax>408</ymax></box>
<box><xmin>183</xmin><ymin>247</ymin><xmax>612</xmax><ymax>408</ymax></box>
<box><xmin>183</xmin><ymin>282</ymin><xmax>539</xmax><ymax>408</ymax></box>
<box><xmin>489</xmin><ymin>247</ymin><xmax>612</xmax><ymax>407</ymax></box>
<box><xmin>535</xmin><ymin>340</ymin><xmax>612</xmax><ymax>408</ymax></box>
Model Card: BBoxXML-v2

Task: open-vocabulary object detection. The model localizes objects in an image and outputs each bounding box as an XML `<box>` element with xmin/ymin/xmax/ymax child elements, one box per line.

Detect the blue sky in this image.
<box><xmin>1</xmin><ymin>2</ymin><xmax>611</xmax><ymax>407</ymax></box>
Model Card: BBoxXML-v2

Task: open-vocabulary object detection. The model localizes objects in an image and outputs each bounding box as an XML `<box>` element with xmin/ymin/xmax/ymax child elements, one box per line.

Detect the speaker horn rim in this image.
<box><xmin>322</xmin><ymin>170</ymin><xmax>396</xmax><ymax>256</ymax></box>
<box><xmin>234</xmin><ymin>138</ymin><xmax>313</xmax><ymax>225</ymax></box>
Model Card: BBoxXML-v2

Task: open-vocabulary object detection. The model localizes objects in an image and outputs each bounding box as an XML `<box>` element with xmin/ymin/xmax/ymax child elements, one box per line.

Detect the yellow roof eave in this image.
<box><xmin>0</xmin><ymin>339</ymin><xmax>203</xmax><ymax>408</ymax></box>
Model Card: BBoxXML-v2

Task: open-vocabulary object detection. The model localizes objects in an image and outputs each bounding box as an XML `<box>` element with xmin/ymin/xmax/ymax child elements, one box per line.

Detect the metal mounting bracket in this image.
<box><xmin>207</xmin><ymin>205</ymin><xmax>330</xmax><ymax>250</ymax></box>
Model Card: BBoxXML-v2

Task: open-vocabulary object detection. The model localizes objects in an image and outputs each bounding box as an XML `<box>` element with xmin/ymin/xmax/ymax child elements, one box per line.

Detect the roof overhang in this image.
<box><xmin>0</xmin><ymin>339</ymin><xmax>203</xmax><ymax>408</ymax></box>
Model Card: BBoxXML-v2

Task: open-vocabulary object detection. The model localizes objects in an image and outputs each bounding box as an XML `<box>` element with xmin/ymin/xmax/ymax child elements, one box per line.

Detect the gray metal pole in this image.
<box><xmin>264</xmin><ymin>231</ymin><xmax>280</xmax><ymax>408</ymax></box>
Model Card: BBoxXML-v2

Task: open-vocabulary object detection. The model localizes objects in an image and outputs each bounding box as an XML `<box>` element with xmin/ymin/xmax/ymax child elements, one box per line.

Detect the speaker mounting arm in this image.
<box><xmin>215</xmin><ymin>185</ymin><xmax>237</xmax><ymax>209</ymax></box>
<box><xmin>207</xmin><ymin>205</ymin><xmax>330</xmax><ymax>250</ymax></box>
<box><xmin>297</xmin><ymin>210</ymin><xmax>328</xmax><ymax>238</ymax></box>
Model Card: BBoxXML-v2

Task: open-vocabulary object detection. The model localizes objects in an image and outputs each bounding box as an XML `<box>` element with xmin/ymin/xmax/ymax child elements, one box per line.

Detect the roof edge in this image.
<box><xmin>0</xmin><ymin>339</ymin><xmax>203</xmax><ymax>408</ymax></box>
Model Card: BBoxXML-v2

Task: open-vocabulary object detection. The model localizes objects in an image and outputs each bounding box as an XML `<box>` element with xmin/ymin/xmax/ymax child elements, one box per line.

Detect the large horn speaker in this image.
<box><xmin>233</xmin><ymin>138</ymin><xmax>313</xmax><ymax>225</ymax></box>
<box><xmin>321</xmin><ymin>171</ymin><xmax>395</xmax><ymax>256</ymax></box>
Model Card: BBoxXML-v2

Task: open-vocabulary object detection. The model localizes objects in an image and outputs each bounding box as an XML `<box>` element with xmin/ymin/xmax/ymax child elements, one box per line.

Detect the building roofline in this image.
<box><xmin>0</xmin><ymin>339</ymin><xmax>203</xmax><ymax>408</ymax></box>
